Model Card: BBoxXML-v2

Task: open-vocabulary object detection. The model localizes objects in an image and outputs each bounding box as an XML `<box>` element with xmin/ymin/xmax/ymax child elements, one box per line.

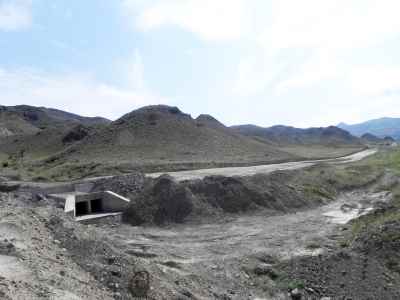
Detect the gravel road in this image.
<box><xmin>147</xmin><ymin>149</ymin><xmax>377</xmax><ymax>181</ymax></box>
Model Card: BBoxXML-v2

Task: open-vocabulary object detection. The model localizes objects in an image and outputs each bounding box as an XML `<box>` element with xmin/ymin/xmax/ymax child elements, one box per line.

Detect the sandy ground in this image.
<box><xmin>147</xmin><ymin>149</ymin><xmax>377</xmax><ymax>181</ymax></box>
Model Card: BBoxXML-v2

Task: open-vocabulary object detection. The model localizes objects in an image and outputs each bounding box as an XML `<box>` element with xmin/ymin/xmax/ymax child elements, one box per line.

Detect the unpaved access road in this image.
<box><xmin>107</xmin><ymin>188</ymin><xmax>389</xmax><ymax>299</ymax></box>
<box><xmin>147</xmin><ymin>149</ymin><xmax>377</xmax><ymax>181</ymax></box>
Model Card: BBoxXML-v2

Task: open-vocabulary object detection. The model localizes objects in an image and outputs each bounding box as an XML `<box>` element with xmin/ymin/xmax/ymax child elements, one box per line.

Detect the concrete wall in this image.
<box><xmin>48</xmin><ymin>189</ymin><xmax>131</xmax><ymax>219</ymax></box>
<box><xmin>75</xmin><ymin>191</ymin><xmax>130</xmax><ymax>214</ymax></box>
<box><xmin>103</xmin><ymin>191</ymin><xmax>130</xmax><ymax>211</ymax></box>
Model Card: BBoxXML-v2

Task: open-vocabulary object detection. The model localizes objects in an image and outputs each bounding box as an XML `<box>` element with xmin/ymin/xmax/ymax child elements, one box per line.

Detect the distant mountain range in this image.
<box><xmin>338</xmin><ymin>117</ymin><xmax>400</xmax><ymax>140</ymax></box>
<box><xmin>0</xmin><ymin>104</ymin><xmax>367</xmax><ymax>180</ymax></box>
<box><xmin>231</xmin><ymin>124</ymin><xmax>361</xmax><ymax>146</ymax></box>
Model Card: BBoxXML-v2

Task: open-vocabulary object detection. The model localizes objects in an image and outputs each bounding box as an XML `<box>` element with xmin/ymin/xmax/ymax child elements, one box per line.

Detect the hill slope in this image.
<box><xmin>0</xmin><ymin>105</ymin><xmax>110</xmax><ymax>161</ymax></box>
<box><xmin>231</xmin><ymin>124</ymin><xmax>362</xmax><ymax>146</ymax></box>
<box><xmin>0</xmin><ymin>105</ymin><xmax>110</xmax><ymax>136</ymax></box>
<box><xmin>0</xmin><ymin>104</ymin><xmax>367</xmax><ymax>180</ymax></box>
<box><xmin>338</xmin><ymin>117</ymin><xmax>400</xmax><ymax>140</ymax></box>
<box><xmin>55</xmin><ymin>105</ymin><xmax>294</xmax><ymax>168</ymax></box>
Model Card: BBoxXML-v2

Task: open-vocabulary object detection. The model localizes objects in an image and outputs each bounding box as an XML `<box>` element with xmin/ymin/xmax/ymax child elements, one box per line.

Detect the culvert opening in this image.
<box><xmin>75</xmin><ymin>201</ymin><xmax>89</xmax><ymax>216</ymax></box>
<box><xmin>91</xmin><ymin>199</ymin><xmax>103</xmax><ymax>213</ymax></box>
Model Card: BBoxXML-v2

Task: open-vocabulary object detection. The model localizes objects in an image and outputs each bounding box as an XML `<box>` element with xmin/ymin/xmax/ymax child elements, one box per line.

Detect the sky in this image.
<box><xmin>1</xmin><ymin>0</ymin><xmax>400</xmax><ymax>128</ymax></box>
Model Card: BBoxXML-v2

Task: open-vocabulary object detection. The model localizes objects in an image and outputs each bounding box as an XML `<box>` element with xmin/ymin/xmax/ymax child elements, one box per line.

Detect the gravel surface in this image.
<box><xmin>147</xmin><ymin>149</ymin><xmax>377</xmax><ymax>181</ymax></box>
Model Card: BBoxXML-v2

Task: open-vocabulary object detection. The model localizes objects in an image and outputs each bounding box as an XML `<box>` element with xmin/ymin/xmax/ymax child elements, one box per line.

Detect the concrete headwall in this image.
<box><xmin>103</xmin><ymin>191</ymin><xmax>130</xmax><ymax>212</ymax></box>
<box><xmin>75</xmin><ymin>191</ymin><xmax>130</xmax><ymax>213</ymax></box>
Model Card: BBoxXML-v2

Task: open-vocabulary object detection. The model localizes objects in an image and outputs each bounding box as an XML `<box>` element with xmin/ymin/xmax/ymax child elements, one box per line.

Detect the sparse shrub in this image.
<box><xmin>278</xmin><ymin>278</ymin><xmax>305</xmax><ymax>291</ymax></box>
<box><xmin>305</xmin><ymin>242</ymin><xmax>321</xmax><ymax>250</ymax></box>
<box><xmin>168</xmin><ymin>107</ymin><xmax>181</xmax><ymax>114</ymax></box>
<box><xmin>32</xmin><ymin>176</ymin><xmax>49</xmax><ymax>182</ymax></box>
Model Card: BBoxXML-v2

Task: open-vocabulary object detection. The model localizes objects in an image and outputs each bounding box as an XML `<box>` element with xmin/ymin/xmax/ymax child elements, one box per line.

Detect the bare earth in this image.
<box><xmin>108</xmin><ymin>189</ymin><xmax>389</xmax><ymax>299</ymax></box>
<box><xmin>0</xmin><ymin>148</ymin><xmax>386</xmax><ymax>299</ymax></box>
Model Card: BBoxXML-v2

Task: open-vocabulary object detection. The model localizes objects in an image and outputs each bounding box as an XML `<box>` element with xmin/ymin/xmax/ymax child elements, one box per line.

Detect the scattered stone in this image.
<box><xmin>290</xmin><ymin>288</ymin><xmax>302</xmax><ymax>300</ymax></box>
<box><xmin>253</xmin><ymin>264</ymin><xmax>279</xmax><ymax>279</ymax></box>
<box><xmin>128</xmin><ymin>271</ymin><xmax>150</xmax><ymax>298</ymax></box>
<box><xmin>0</xmin><ymin>241</ymin><xmax>16</xmax><ymax>256</ymax></box>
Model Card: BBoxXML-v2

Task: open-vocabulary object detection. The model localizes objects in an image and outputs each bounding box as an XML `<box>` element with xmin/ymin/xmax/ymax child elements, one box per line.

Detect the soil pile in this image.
<box><xmin>122</xmin><ymin>169</ymin><xmax>336</xmax><ymax>226</ymax></box>
<box><xmin>90</xmin><ymin>173</ymin><xmax>146</xmax><ymax>198</ymax></box>
<box><xmin>123</xmin><ymin>175</ymin><xmax>194</xmax><ymax>225</ymax></box>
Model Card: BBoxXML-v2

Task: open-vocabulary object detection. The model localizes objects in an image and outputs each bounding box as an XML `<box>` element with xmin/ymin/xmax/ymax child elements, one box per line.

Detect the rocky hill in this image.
<box><xmin>338</xmin><ymin>117</ymin><xmax>400</xmax><ymax>140</ymax></box>
<box><xmin>231</xmin><ymin>124</ymin><xmax>362</xmax><ymax>146</ymax></box>
<box><xmin>0</xmin><ymin>104</ymin><xmax>367</xmax><ymax>180</ymax></box>
<box><xmin>361</xmin><ymin>133</ymin><xmax>384</xmax><ymax>144</ymax></box>
<box><xmin>57</xmin><ymin>105</ymin><xmax>293</xmax><ymax>169</ymax></box>
<box><xmin>0</xmin><ymin>105</ymin><xmax>110</xmax><ymax>136</ymax></box>
<box><xmin>0</xmin><ymin>105</ymin><xmax>110</xmax><ymax>161</ymax></box>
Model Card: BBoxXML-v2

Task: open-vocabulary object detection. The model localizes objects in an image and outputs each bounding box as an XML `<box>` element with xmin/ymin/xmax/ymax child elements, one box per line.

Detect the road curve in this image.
<box><xmin>147</xmin><ymin>149</ymin><xmax>377</xmax><ymax>181</ymax></box>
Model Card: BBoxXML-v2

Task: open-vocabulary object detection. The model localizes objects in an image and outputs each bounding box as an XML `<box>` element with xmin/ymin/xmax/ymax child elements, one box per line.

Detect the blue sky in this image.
<box><xmin>1</xmin><ymin>0</ymin><xmax>400</xmax><ymax>127</ymax></box>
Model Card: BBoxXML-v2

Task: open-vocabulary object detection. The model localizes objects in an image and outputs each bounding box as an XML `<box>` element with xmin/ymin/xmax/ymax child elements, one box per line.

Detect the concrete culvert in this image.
<box><xmin>122</xmin><ymin>175</ymin><xmax>194</xmax><ymax>226</ymax></box>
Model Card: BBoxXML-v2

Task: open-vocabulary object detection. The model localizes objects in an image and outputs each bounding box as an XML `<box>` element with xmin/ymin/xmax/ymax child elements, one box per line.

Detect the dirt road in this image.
<box><xmin>108</xmin><ymin>188</ymin><xmax>388</xmax><ymax>299</ymax></box>
<box><xmin>147</xmin><ymin>149</ymin><xmax>377</xmax><ymax>181</ymax></box>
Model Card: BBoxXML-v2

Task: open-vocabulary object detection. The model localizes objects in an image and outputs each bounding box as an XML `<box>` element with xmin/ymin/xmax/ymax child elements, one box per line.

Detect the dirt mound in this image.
<box><xmin>90</xmin><ymin>173</ymin><xmax>146</xmax><ymax>198</ymax></box>
<box><xmin>122</xmin><ymin>170</ymin><xmax>336</xmax><ymax>226</ymax></box>
<box><xmin>186</xmin><ymin>176</ymin><xmax>262</xmax><ymax>213</ymax></box>
<box><xmin>185</xmin><ymin>171</ymin><xmax>332</xmax><ymax>215</ymax></box>
<box><xmin>123</xmin><ymin>175</ymin><xmax>194</xmax><ymax>226</ymax></box>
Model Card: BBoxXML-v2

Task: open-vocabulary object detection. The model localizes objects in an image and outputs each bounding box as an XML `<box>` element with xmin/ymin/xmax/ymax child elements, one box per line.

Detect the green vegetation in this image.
<box><xmin>353</xmin><ymin>148</ymin><xmax>400</xmax><ymax>174</ymax></box>
<box><xmin>349</xmin><ymin>188</ymin><xmax>400</xmax><ymax>240</ymax></box>
<box><xmin>277</xmin><ymin>277</ymin><xmax>305</xmax><ymax>291</ymax></box>
<box><xmin>303</xmin><ymin>184</ymin><xmax>335</xmax><ymax>200</ymax></box>
<box><xmin>337</xmin><ymin>148</ymin><xmax>400</xmax><ymax>247</ymax></box>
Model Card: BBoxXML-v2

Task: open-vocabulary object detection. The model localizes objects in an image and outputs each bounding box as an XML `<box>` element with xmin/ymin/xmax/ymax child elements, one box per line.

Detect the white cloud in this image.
<box><xmin>123</xmin><ymin>0</ymin><xmax>400</xmax><ymax>100</ymax></box>
<box><xmin>349</xmin><ymin>65</ymin><xmax>400</xmax><ymax>97</ymax></box>
<box><xmin>233</xmin><ymin>0</ymin><xmax>400</xmax><ymax>98</ymax></box>
<box><xmin>129</xmin><ymin>49</ymin><xmax>145</xmax><ymax>90</ymax></box>
<box><xmin>122</xmin><ymin>0</ymin><xmax>251</xmax><ymax>41</ymax></box>
<box><xmin>0</xmin><ymin>0</ymin><xmax>32</xmax><ymax>31</ymax></box>
<box><xmin>124</xmin><ymin>0</ymin><xmax>400</xmax><ymax>47</ymax></box>
<box><xmin>0</xmin><ymin>67</ymin><xmax>168</xmax><ymax>120</ymax></box>
<box><xmin>275</xmin><ymin>50</ymin><xmax>344</xmax><ymax>94</ymax></box>
<box><xmin>258</xmin><ymin>0</ymin><xmax>400</xmax><ymax>51</ymax></box>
